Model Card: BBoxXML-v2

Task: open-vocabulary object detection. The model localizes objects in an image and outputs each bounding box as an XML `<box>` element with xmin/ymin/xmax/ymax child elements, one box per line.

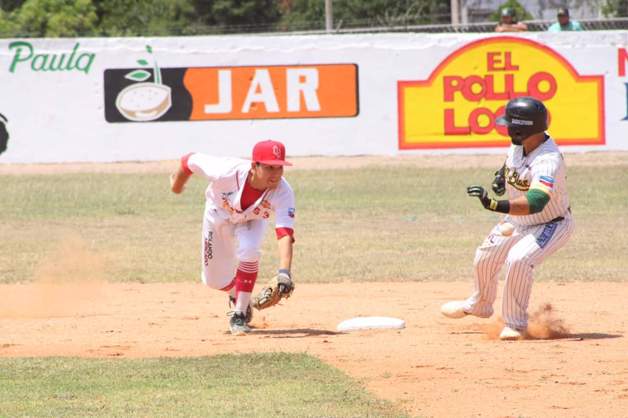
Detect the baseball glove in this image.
<box><xmin>492</xmin><ymin>164</ymin><xmax>506</xmax><ymax>196</ymax></box>
<box><xmin>251</xmin><ymin>272</ymin><xmax>294</xmax><ymax>310</ymax></box>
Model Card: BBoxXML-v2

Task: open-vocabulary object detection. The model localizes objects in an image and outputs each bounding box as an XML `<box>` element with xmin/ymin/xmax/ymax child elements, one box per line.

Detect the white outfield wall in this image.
<box><xmin>0</xmin><ymin>31</ymin><xmax>626</xmax><ymax>163</ymax></box>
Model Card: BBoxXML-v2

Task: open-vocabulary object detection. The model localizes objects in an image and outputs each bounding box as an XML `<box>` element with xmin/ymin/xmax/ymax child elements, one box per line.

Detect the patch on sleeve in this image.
<box><xmin>288</xmin><ymin>208</ymin><xmax>295</xmax><ymax>218</ymax></box>
<box><xmin>531</xmin><ymin>175</ymin><xmax>555</xmax><ymax>194</ymax></box>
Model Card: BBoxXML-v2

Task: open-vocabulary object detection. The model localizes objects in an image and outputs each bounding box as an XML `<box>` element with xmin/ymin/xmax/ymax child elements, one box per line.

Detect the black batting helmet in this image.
<box><xmin>496</xmin><ymin>97</ymin><xmax>548</xmax><ymax>144</ymax></box>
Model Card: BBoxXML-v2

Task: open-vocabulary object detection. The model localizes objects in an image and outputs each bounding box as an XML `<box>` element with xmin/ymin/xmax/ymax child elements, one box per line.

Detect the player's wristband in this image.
<box><xmin>278</xmin><ymin>268</ymin><xmax>291</xmax><ymax>279</ymax></box>
<box><xmin>487</xmin><ymin>198</ymin><xmax>510</xmax><ymax>214</ymax></box>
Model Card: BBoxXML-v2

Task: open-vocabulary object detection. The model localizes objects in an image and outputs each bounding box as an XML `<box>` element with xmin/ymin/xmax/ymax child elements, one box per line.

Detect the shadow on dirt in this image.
<box><xmin>251</xmin><ymin>328</ymin><xmax>341</xmax><ymax>337</ymax></box>
<box><xmin>561</xmin><ymin>332</ymin><xmax>623</xmax><ymax>341</ymax></box>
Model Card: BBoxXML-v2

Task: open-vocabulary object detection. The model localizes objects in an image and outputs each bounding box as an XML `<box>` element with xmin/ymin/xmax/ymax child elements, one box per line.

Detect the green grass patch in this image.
<box><xmin>0</xmin><ymin>353</ymin><xmax>405</xmax><ymax>417</ymax></box>
<box><xmin>1</xmin><ymin>165</ymin><xmax>626</xmax><ymax>283</ymax></box>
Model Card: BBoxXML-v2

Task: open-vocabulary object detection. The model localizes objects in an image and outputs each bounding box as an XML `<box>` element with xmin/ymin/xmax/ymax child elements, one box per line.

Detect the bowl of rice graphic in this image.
<box><xmin>115</xmin><ymin>83</ymin><xmax>172</xmax><ymax>122</ymax></box>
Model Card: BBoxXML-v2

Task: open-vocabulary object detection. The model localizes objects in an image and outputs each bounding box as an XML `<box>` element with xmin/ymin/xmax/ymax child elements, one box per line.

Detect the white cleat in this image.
<box><xmin>440</xmin><ymin>301</ymin><xmax>469</xmax><ymax>319</ymax></box>
<box><xmin>499</xmin><ymin>326</ymin><xmax>524</xmax><ymax>341</ymax></box>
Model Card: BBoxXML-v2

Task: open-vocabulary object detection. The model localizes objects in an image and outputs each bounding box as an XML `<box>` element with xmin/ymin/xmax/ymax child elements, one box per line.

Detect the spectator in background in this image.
<box><xmin>495</xmin><ymin>7</ymin><xmax>528</xmax><ymax>32</ymax></box>
<box><xmin>547</xmin><ymin>8</ymin><xmax>583</xmax><ymax>32</ymax></box>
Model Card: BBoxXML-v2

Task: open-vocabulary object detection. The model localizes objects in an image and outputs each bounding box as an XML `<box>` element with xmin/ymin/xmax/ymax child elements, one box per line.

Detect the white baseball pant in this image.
<box><xmin>463</xmin><ymin>215</ymin><xmax>574</xmax><ymax>329</ymax></box>
<box><xmin>200</xmin><ymin>210</ymin><xmax>266</xmax><ymax>290</ymax></box>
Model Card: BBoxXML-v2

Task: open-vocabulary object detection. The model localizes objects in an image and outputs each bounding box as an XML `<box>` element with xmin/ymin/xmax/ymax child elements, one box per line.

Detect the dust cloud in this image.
<box><xmin>0</xmin><ymin>235</ymin><xmax>108</xmax><ymax>318</ymax></box>
<box><xmin>479</xmin><ymin>303</ymin><xmax>570</xmax><ymax>340</ymax></box>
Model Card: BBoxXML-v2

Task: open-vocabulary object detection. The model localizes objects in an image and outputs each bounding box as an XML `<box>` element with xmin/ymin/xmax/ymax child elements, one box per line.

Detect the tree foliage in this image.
<box><xmin>93</xmin><ymin>0</ymin><xmax>197</xmax><ymax>36</ymax></box>
<box><xmin>3</xmin><ymin>0</ymin><xmax>622</xmax><ymax>37</ymax></box>
<box><xmin>489</xmin><ymin>0</ymin><xmax>534</xmax><ymax>22</ymax></box>
<box><xmin>12</xmin><ymin>0</ymin><xmax>98</xmax><ymax>37</ymax></box>
<box><xmin>602</xmin><ymin>0</ymin><xmax>628</xmax><ymax>17</ymax></box>
<box><xmin>280</xmin><ymin>0</ymin><xmax>449</xmax><ymax>31</ymax></box>
<box><xmin>203</xmin><ymin>0</ymin><xmax>281</xmax><ymax>30</ymax></box>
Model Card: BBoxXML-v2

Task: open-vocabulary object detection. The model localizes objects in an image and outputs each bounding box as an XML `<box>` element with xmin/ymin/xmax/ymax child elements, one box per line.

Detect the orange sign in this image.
<box><xmin>398</xmin><ymin>36</ymin><xmax>605</xmax><ymax>149</ymax></box>
<box><xmin>184</xmin><ymin>64</ymin><xmax>358</xmax><ymax>120</ymax></box>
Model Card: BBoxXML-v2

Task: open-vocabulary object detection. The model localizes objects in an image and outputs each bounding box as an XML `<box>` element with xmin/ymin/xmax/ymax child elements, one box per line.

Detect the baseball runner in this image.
<box><xmin>169</xmin><ymin>140</ymin><xmax>296</xmax><ymax>335</ymax></box>
<box><xmin>441</xmin><ymin>97</ymin><xmax>574</xmax><ymax>340</ymax></box>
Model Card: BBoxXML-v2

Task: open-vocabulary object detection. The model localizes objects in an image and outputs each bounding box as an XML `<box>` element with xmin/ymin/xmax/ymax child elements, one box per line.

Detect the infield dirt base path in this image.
<box><xmin>1</xmin><ymin>281</ymin><xmax>627</xmax><ymax>418</ymax></box>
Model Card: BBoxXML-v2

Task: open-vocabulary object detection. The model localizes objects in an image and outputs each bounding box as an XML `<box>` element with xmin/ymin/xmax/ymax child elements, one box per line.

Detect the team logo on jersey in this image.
<box><xmin>398</xmin><ymin>36</ymin><xmax>605</xmax><ymax>149</ymax></box>
<box><xmin>0</xmin><ymin>113</ymin><xmax>9</xmax><ymax>156</ymax></box>
<box><xmin>505</xmin><ymin>167</ymin><xmax>530</xmax><ymax>191</ymax></box>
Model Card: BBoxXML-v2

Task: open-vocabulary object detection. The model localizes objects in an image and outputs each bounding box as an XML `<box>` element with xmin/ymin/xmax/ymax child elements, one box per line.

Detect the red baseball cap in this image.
<box><xmin>252</xmin><ymin>140</ymin><xmax>292</xmax><ymax>166</ymax></box>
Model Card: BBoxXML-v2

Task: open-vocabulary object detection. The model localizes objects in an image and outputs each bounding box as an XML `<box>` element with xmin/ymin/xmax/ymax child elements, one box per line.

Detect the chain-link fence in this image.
<box><xmin>274</xmin><ymin>17</ymin><xmax>628</xmax><ymax>35</ymax></box>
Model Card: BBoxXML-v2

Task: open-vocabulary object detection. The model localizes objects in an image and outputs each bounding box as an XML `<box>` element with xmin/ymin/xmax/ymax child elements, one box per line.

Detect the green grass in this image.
<box><xmin>0</xmin><ymin>353</ymin><xmax>406</xmax><ymax>417</ymax></box>
<box><xmin>0</xmin><ymin>165</ymin><xmax>626</xmax><ymax>284</ymax></box>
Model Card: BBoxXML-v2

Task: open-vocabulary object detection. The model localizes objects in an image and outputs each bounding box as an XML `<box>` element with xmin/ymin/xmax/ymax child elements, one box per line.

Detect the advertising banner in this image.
<box><xmin>398</xmin><ymin>36</ymin><xmax>605</xmax><ymax>149</ymax></box>
<box><xmin>0</xmin><ymin>32</ymin><xmax>626</xmax><ymax>163</ymax></box>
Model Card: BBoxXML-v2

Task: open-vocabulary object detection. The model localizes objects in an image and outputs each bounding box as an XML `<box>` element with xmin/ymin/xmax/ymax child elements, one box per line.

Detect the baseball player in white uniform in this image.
<box><xmin>169</xmin><ymin>140</ymin><xmax>296</xmax><ymax>335</ymax></box>
<box><xmin>441</xmin><ymin>97</ymin><xmax>574</xmax><ymax>340</ymax></box>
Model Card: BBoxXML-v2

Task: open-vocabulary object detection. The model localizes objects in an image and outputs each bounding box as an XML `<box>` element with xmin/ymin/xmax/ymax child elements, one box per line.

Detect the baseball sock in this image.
<box><xmin>234</xmin><ymin>260</ymin><xmax>258</xmax><ymax>313</ymax></box>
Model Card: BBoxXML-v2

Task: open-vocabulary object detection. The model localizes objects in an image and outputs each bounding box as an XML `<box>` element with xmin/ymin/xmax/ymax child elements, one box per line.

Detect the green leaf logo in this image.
<box><xmin>124</xmin><ymin>70</ymin><xmax>151</xmax><ymax>82</ymax></box>
<box><xmin>137</xmin><ymin>59</ymin><xmax>149</xmax><ymax>66</ymax></box>
<box><xmin>146</xmin><ymin>45</ymin><xmax>153</xmax><ymax>54</ymax></box>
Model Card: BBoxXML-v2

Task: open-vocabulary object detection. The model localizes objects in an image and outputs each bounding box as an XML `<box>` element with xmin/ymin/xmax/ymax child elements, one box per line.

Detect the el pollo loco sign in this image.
<box><xmin>398</xmin><ymin>36</ymin><xmax>605</xmax><ymax>149</ymax></box>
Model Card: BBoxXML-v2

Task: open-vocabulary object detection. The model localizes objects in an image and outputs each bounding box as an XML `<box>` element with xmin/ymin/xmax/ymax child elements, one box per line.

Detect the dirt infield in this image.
<box><xmin>2</xmin><ymin>281</ymin><xmax>627</xmax><ymax>417</ymax></box>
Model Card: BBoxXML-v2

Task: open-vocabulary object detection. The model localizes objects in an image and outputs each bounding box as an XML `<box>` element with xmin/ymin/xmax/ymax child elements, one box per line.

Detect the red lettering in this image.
<box><xmin>444</xmin><ymin>73</ymin><xmax>556</xmax><ymax>102</ymax></box>
<box><xmin>619</xmin><ymin>48</ymin><xmax>628</xmax><ymax>77</ymax></box>
<box><xmin>443</xmin><ymin>76</ymin><xmax>464</xmax><ymax>101</ymax></box>
<box><xmin>527</xmin><ymin>72</ymin><xmax>557</xmax><ymax>101</ymax></box>
<box><xmin>462</xmin><ymin>75</ymin><xmax>486</xmax><ymax>101</ymax></box>
<box><xmin>444</xmin><ymin>107</ymin><xmax>513</xmax><ymax>136</ymax></box>
<box><xmin>503</xmin><ymin>74</ymin><xmax>517</xmax><ymax>98</ymax></box>
<box><xmin>503</xmin><ymin>52</ymin><xmax>519</xmax><ymax>71</ymax></box>
<box><xmin>443</xmin><ymin>109</ymin><xmax>470</xmax><ymax>134</ymax></box>
<box><xmin>486</xmin><ymin>51</ymin><xmax>519</xmax><ymax>71</ymax></box>
<box><xmin>486</xmin><ymin>52</ymin><xmax>502</xmax><ymax>71</ymax></box>
<box><xmin>468</xmin><ymin>107</ymin><xmax>494</xmax><ymax>134</ymax></box>
<box><xmin>484</xmin><ymin>75</ymin><xmax>511</xmax><ymax>100</ymax></box>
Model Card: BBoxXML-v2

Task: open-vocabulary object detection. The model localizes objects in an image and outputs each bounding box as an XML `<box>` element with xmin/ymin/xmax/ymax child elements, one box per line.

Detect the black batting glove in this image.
<box><xmin>492</xmin><ymin>167</ymin><xmax>506</xmax><ymax>196</ymax></box>
<box><xmin>467</xmin><ymin>185</ymin><xmax>493</xmax><ymax>210</ymax></box>
<box><xmin>467</xmin><ymin>185</ymin><xmax>510</xmax><ymax>213</ymax></box>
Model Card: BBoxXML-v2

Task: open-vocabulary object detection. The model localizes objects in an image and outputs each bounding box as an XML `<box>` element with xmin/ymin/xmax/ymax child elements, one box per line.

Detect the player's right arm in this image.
<box><xmin>169</xmin><ymin>152</ymin><xmax>243</xmax><ymax>194</ymax></box>
<box><xmin>170</xmin><ymin>153</ymin><xmax>193</xmax><ymax>194</ymax></box>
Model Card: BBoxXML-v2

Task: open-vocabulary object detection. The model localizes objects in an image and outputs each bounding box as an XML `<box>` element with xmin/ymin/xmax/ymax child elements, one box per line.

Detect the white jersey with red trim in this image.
<box><xmin>504</xmin><ymin>136</ymin><xmax>570</xmax><ymax>226</ymax></box>
<box><xmin>185</xmin><ymin>153</ymin><xmax>295</xmax><ymax>230</ymax></box>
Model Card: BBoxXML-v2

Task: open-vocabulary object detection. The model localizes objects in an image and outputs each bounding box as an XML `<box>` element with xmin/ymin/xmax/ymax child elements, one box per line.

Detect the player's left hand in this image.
<box><xmin>492</xmin><ymin>168</ymin><xmax>506</xmax><ymax>196</ymax></box>
<box><xmin>251</xmin><ymin>271</ymin><xmax>294</xmax><ymax>310</ymax></box>
<box><xmin>467</xmin><ymin>185</ymin><xmax>494</xmax><ymax>210</ymax></box>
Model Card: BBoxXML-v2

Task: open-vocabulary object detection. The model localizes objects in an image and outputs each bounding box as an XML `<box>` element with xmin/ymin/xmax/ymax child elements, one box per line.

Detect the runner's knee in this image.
<box><xmin>506</xmin><ymin>252</ymin><xmax>532</xmax><ymax>270</ymax></box>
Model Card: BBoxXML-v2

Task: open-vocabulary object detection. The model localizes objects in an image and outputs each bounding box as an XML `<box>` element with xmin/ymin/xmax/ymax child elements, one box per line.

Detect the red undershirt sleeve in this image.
<box><xmin>181</xmin><ymin>153</ymin><xmax>194</xmax><ymax>175</ymax></box>
<box><xmin>275</xmin><ymin>227</ymin><xmax>294</xmax><ymax>242</ymax></box>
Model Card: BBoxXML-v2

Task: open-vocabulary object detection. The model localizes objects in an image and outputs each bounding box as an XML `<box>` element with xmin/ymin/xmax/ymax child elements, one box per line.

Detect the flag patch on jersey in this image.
<box><xmin>531</xmin><ymin>176</ymin><xmax>555</xmax><ymax>194</ymax></box>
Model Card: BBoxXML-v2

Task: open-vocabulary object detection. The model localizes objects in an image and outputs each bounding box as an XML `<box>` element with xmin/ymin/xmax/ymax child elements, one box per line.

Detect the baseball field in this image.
<box><xmin>1</xmin><ymin>152</ymin><xmax>627</xmax><ymax>417</ymax></box>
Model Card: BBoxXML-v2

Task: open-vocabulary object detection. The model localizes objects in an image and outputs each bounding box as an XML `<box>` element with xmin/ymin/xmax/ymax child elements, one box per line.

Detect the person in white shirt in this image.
<box><xmin>441</xmin><ymin>97</ymin><xmax>574</xmax><ymax>340</ymax></box>
<box><xmin>170</xmin><ymin>140</ymin><xmax>296</xmax><ymax>335</ymax></box>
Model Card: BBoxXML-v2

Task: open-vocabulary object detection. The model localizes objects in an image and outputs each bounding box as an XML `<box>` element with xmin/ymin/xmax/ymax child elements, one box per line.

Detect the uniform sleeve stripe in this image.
<box><xmin>275</xmin><ymin>227</ymin><xmax>294</xmax><ymax>241</ymax></box>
